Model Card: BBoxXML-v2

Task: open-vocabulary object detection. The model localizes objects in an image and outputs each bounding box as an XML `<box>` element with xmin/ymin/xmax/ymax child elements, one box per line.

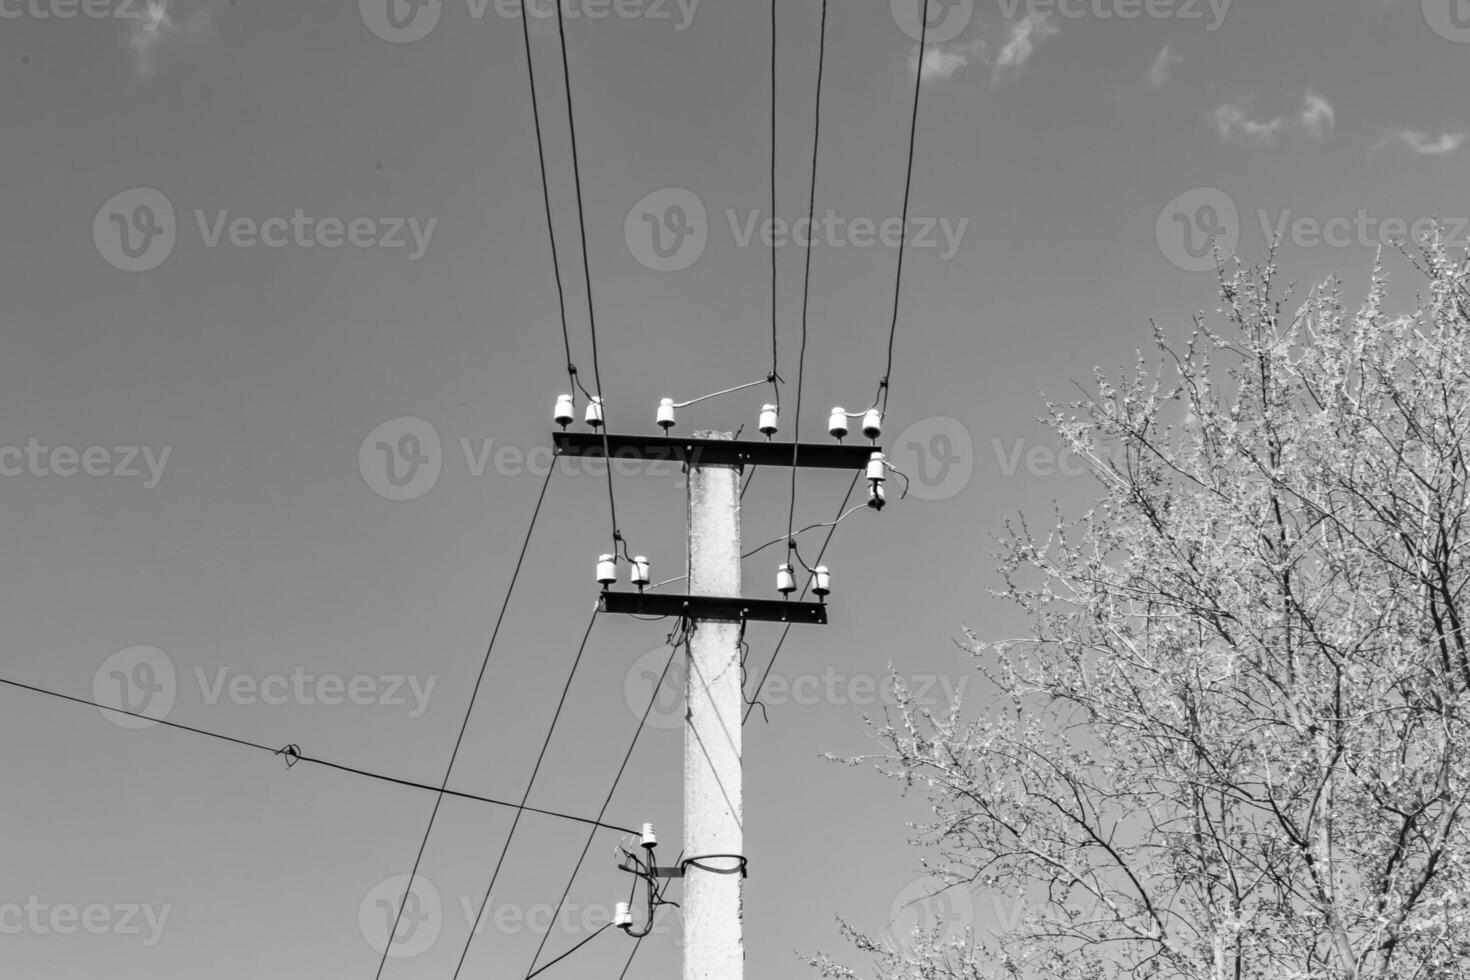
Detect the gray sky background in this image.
<box><xmin>2</xmin><ymin>0</ymin><xmax>1469</xmax><ymax>976</ymax></box>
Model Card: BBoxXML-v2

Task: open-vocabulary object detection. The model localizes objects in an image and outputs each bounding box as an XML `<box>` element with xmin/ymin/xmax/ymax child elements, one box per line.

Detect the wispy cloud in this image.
<box><xmin>991</xmin><ymin>13</ymin><xmax>1059</xmax><ymax>86</ymax></box>
<box><xmin>128</xmin><ymin>0</ymin><xmax>214</xmax><ymax>78</ymax></box>
<box><xmin>1373</xmin><ymin>129</ymin><xmax>1467</xmax><ymax>156</ymax></box>
<box><xmin>1148</xmin><ymin>44</ymin><xmax>1181</xmax><ymax>88</ymax></box>
<box><xmin>1214</xmin><ymin>91</ymin><xmax>1334</xmax><ymax>145</ymax></box>
<box><xmin>908</xmin><ymin>14</ymin><xmax>1058</xmax><ymax>88</ymax></box>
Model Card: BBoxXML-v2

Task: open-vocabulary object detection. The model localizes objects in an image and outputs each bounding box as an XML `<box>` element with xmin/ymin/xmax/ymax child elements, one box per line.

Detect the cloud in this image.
<box><xmin>128</xmin><ymin>0</ymin><xmax>214</xmax><ymax>78</ymax></box>
<box><xmin>991</xmin><ymin>13</ymin><xmax>1059</xmax><ymax>86</ymax></box>
<box><xmin>910</xmin><ymin>37</ymin><xmax>988</xmax><ymax>84</ymax></box>
<box><xmin>1148</xmin><ymin>44</ymin><xmax>1181</xmax><ymax>88</ymax></box>
<box><xmin>1214</xmin><ymin>91</ymin><xmax>1334</xmax><ymax>145</ymax></box>
<box><xmin>1375</xmin><ymin>129</ymin><xmax>1467</xmax><ymax>156</ymax></box>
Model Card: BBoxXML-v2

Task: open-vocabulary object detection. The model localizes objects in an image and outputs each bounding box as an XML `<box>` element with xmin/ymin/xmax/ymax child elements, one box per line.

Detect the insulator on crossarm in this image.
<box><xmin>862</xmin><ymin>408</ymin><xmax>883</xmax><ymax>441</ymax></box>
<box><xmin>554</xmin><ymin>393</ymin><xmax>575</xmax><ymax>428</ymax></box>
<box><xmin>656</xmin><ymin>397</ymin><xmax>676</xmax><ymax>431</ymax></box>
<box><xmin>614</xmin><ymin>902</ymin><xmax>633</xmax><ymax>930</ymax></box>
<box><xmin>811</xmin><ymin>565</ymin><xmax>831</xmax><ymax>598</ymax></box>
<box><xmin>630</xmin><ymin>555</ymin><xmax>651</xmax><ymax>590</ymax></box>
<box><xmin>868</xmin><ymin>482</ymin><xmax>886</xmax><ymax>510</ymax></box>
<box><xmin>867</xmin><ymin>452</ymin><xmax>887</xmax><ymax>483</ymax></box>
<box><xmin>641</xmin><ymin>823</ymin><xmax>657</xmax><ymax>849</ymax></box>
<box><xmin>596</xmin><ymin>554</ymin><xmax>617</xmax><ymax>588</ymax></box>
<box><xmin>828</xmin><ymin>407</ymin><xmax>848</xmax><ymax>440</ymax></box>
<box><xmin>776</xmin><ymin>562</ymin><xmax>796</xmax><ymax>596</ymax></box>
<box><xmin>585</xmin><ymin>396</ymin><xmax>605</xmax><ymax>428</ymax></box>
<box><xmin>758</xmin><ymin>404</ymin><xmax>779</xmax><ymax>437</ymax></box>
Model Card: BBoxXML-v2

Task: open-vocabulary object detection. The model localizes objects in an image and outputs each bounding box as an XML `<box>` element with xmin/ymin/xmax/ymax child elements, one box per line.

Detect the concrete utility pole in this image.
<box><xmin>684</xmin><ymin>431</ymin><xmax>744</xmax><ymax>980</ymax></box>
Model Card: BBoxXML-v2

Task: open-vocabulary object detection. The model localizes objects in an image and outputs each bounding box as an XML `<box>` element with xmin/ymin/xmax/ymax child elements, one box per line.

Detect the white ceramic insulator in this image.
<box><xmin>554</xmin><ymin>393</ymin><xmax>575</xmax><ymax>427</ymax></box>
<box><xmin>867</xmin><ymin>452</ymin><xmax>887</xmax><ymax>482</ymax></box>
<box><xmin>758</xmin><ymin>404</ymin><xmax>779</xmax><ymax>436</ymax></box>
<box><xmin>585</xmin><ymin>396</ymin><xmax>605</xmax><ymax>427</ymax></box>
<box><xmin>630</xmin><ymin>555</ymin><xmax>651</xmax><ymax>588</ymax></box>
<box><xmin>868</xmin><ymin>483</ymin><xmax>886</xmax><ymax>510</ymax></box>
<box><xmin>828</xmin><ymin>407</ymin><xmax>848</xmax><ymax>439</ymax></box>
<box><xmin>596</xmin><ymin>553</ymin><xmax>617</xmax><ymax>586</ymax></box>
<box><xmin>615</xmin><ymin>902</ymin><xmax>633</xmax><ymax>928</ymax></box>
<box><xmin>812</xmin><ymin>565</ymin><xmax>831</xmax><ymax>597</ymax></box>
<box><xmin>657</xmin><ymin>398</ymin><xmax>676</xmax><ymax>430</ymax></box>
<box><xmin>641</xmin><ymin>822</ymin><xmax>657</xmax><ymax>848</ymax></box>
<box><xmin>862</xmin><ymin>408</ymin><xmax>883</xmax><ymax>440</ymax></box>
<box><xmin>776</xmin><ymin>562</ymin><xmax>796</xmax><ymax>595</ymax></box>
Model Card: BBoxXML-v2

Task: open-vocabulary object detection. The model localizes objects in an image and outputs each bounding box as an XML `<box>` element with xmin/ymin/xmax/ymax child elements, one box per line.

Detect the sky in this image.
<box><xmin>1</xmin><ymin>0</ymin><xmax>1468</xmax><ymax>977</ymax></box>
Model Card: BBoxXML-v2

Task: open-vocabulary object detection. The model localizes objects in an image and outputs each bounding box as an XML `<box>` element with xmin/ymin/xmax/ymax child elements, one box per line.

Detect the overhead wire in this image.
<box><xmin>0</xmin><ymin>674</ymin><xmax>636</xmax><ymax>836</ymax></box>
<box><xmin>449</xmin><ymin>608</ymin><xmax>603</xmax><ymax>979</ymax></box>
<box><xmin>373</xmin><ymin>466</ymin><xmax>556</xmax><ymax>980</ymax></box>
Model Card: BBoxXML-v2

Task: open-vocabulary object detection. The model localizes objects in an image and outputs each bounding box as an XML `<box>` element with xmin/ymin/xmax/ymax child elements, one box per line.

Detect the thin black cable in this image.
<box><xmin>375</xmin><ymin>466</ymin><xmax>556</xmax><ymax>980</ymax></box>
<box><xmin>522</xmin><ymin>632</ymin><xmax>683</xmax><ymax>978</ymax></box>
<box><xmin>877</xmin><ymin>0</ymin><xmax>930</xmax><ymax>417</ymax></box>
<box><xmin>746</xmin><ymin>470</ymin><xmax>859</xmax><ymax>724</ymax></box>
<box><xmin>515</xmin><ymin>0</ymin><xmax>579</xmax><ymax>399</ymax></box>
<box><xmin>768</xmin><ymin>0</ymin><xmax>780</xmax><ymax>414</ymax></box>
<box><xmin>617</xmin><ymin>936</ymin><xmax>643</xmax><ymax>980</ymax></box>
<box><xmin>524</xmin><ymin>923</ymin><xmax>613</xmax><ymax>980</ymax></box>
<box><xmin>451</xmin><ymin>608</ymin><xmax>602</xmax><ymax>978</ymax></box>
<box><xmin>553</xmin><ymin>0</ymin><xmax>622</xmax><ymax>557</ymax></box>
<box><xmin>0</xmin><ymin>675</ymin><xmax>635</xmax><ymax>835</ymax></box>
<box><xmin>786</xmin><ymin>0</ymin><xmax>830</xmax><ymax>562</ymax></box>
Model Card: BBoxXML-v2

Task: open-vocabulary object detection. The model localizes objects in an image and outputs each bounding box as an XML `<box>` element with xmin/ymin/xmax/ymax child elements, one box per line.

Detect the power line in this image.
<box><xmin>877</xmin><ymin>0</ymin><xmax>931</xmax><ymax>417</ymax></box>
<box><xmin>552</xmin><ymin>0</ymin><xmax>624</xmax><ymax>558</ymax></box>
<box><xmin>450</xmin><ymin>609</ymin><xmax>602</xmax><ymax>979</ymax></box>
<box><xmin>374</xmin><ymin>465</ymin><xmax>557</xmax><ymax>980</ymax></box>
<box><xmin>0</xmin><ymin>675</ymin><xmax>636</xmax><ymax>836</ymax></box>
<box><xmin>768</xmin><ymin>0</ymin><xmax>780</xmax><ymax>413</ymax></box>
<box><xmin>745</xmin><ymin>470</ymin><xmax>859</xmax><ymax>725</ymax></box>
<box><xmin>522</xmin><ymin>628</ymin><xmax>684</xmax><ymax>978</ymax></box>
<box><xmin>785</xmin><ymin>0</ymin><xmax>831</xmax><ymax>561</ymax></box>
<box><xmin>524</xmin><ymin>923</ymin><xmax>613</xmax><ymax>979</ymax></box>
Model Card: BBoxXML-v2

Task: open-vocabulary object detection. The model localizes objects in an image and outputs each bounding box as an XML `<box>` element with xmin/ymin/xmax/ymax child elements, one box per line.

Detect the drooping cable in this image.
<box><xmin>374</xmin><ymin>466</ymin><xmax>556</xmax><ymax>980</ymax></box>
<box><xmin>768</xmin><ymin>0</ymin><xmax>781</xmax><ymax>413</ymax></box>
<box><xmin>0</xmin><ymin>675</ymin><xmax>637</xmax><ymax>835</ymax></box>
<box><xmin>876</xmin><ymin>0</ymin><xmax>931</xmax><ymax>417</ymax></box>
<box><xmin>785</xmin><ymin>0</ymin><xmax>831</xmax><ymax>568</ymax></box>
<box><xmin>450</xmin><ymin>609</ymin><xmax>602</xmax><ymax>979</ymax></box>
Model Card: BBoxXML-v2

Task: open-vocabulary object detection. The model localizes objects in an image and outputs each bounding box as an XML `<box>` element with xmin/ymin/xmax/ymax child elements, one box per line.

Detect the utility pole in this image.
<box><xmin>684</xmin><ymin>431</ymin><xmax>744</xmax><ymax>980</ymax></box>
<box><xmin>552</xmin><ymin>410</ymin><xmax>883</xmax><ymax>980</ymax></box>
